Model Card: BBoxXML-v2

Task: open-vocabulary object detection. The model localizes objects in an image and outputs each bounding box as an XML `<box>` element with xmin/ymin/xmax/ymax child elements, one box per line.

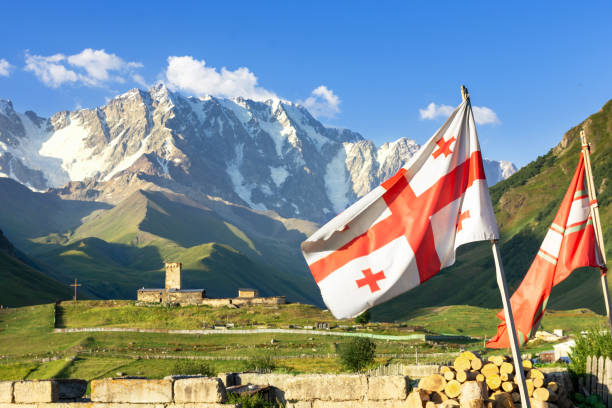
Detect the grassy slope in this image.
<box><xmin>0</xmin><ymin>302</ymin><xmax>605</xmax><ymax>380</ymax></box>
<box><xmin>0</xmin><ymin>251</ymin><xmax>73</xmax><ymax>306</ymax></box>
<box><xmin>373</xmin><ymin>99</ymin><xmax>612</xmax><ymax>321</ymax></box>
<box><xmin>0</xmin><ymin>230</ymin><xmax>73</xmax><ymax>306</ymax></box>
<box><xmin>27</xmin><ymin>190</ymin><xmax>321</xmax><ymax>304</ymax></box>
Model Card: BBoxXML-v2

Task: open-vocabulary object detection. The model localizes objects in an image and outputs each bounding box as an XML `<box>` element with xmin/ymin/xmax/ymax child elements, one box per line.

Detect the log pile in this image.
<box><xmin>407</xmin><ymin>352</ymin><xmax>574</xmax><ymax>408</ymax></box>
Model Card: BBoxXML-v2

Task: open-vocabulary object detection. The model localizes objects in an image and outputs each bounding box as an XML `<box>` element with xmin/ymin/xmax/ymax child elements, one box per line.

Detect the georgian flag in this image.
<box><xmin>487</xmin><ymin>153</ymin><xmax>605</xmax><ymax>348</ymax></box>
<box><xmin>301</xmin><ymin>99</ymin><xmax>499</xmax><ymax>319</ymax></box>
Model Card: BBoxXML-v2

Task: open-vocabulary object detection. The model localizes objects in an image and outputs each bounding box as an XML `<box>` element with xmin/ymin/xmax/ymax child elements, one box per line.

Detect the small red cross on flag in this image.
<box><xmin>356</xmin><ymin>269</ymin><xmax>386</xmax><ymax>292</ymax></box>
<box><xmin>302</xmin><ymin>98</ymin><xmax>499</xmax><ymax>319</ymax></box>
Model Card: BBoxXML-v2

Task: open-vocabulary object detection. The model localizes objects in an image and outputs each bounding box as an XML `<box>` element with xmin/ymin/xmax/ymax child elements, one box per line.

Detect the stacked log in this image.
<box><xmin>407</xmin><ymin>353</ymin><xmax>573</xmax><ymax>408</ymax></box>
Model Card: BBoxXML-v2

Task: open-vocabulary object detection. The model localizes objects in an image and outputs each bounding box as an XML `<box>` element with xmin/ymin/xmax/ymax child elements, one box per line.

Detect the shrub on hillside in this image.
<box><xmin>245</xmin><ymin>353</ymin><xmax>276</xmax><ymax>373</ymax></box>
<box><xmin>338</xmin><ymin>337</ymin><xmax>376</xmax><ymax>372</ymax></box>
<box><xmin>171</xmin><ymin>360</ymin><xmax>214</xmax><ymax>376</ymax></box>
<box><xmin>568</xmin><ymin>327</ymin><xmax>612</xmax><ymax>376</ymax></box>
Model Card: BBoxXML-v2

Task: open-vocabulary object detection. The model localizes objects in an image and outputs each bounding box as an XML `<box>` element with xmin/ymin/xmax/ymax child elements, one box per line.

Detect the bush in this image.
<box><xmin>568</xmin><ymin>327</ymin><xmax>612</xmax><ymax>376</ymax></box>
<box><xmin>354</xmin><ymin>310</ymin><xmax>371</xmax><ymax>325</ymax></box>
<box><xmin>338</xmin><ymin>337</ymin><xmax>376</xmax><ymax>372</ymax></box>
<box><xmin>245</xmin><ymin>353</ymin><xmax>276</xmax><ymax>373</ymax></box>
<box><xmin>171</xmin><ymin>360</ymin><xmax>214</xmax><ymax>376</ymax></box>
<box><xmin>227</xmin><ymin>393</ymin><xmax>280</xmax><ymax>408</ymax></box>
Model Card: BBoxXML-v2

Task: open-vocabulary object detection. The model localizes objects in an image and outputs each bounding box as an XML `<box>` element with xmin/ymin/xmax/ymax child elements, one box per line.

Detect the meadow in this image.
<box><xmin>0</xmin><ymin>301</ymin><xmax>607</xmax><ymax>381</ymax></box>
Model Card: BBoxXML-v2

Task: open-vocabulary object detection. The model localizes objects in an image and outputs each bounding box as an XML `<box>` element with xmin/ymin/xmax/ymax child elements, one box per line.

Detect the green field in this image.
<box><xmin>0</xmin><ymin>301</ymin><xmax>607</xmax><ymax>381</ymax></box>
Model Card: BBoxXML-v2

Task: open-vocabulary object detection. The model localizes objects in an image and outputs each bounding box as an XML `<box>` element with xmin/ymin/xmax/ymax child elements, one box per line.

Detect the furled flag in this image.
<box><xmin>487</xmin><ymin>154</ymin><xmax>605</xmax><ymax>348</ymax></box>
<box><xmin>301</xmin><ymin>99</ymin><xmax>499</xmax><ymax>319</ymax></box>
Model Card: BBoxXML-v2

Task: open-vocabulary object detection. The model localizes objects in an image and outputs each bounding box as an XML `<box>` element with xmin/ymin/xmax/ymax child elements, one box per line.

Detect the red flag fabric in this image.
<box><xmin>301</xmin><ymin>100</ymin><xmax>499</xmax><ymax>319</ymax></box>
<box><xmin>487</xmin><ymin>154</ymin><xmax>605</xmax><ymax>348</ymax></box>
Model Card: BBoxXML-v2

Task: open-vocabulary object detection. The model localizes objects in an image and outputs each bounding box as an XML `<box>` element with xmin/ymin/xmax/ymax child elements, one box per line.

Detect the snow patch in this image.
<box><xmin>325</xmin><ymin>146</ymin><xmax>350</xmax><ymax>213</ymax></box>
<box><xmin>270</xmin><ymin>166</ymin><xmax>289</xmax><ymax>187</ymax></box>
<box><xmin>226</xmin><ymin>144</ymin><xmax>267</xmax><ymax>211</ymax></box>
<box><xmin>8</xmin><ymin>113</ymin><xmax>68</xmax><ymax>187</ymax></box>
<box><xmin>39</xmin><ymin>118</ymin><xmax>106</xmax><ymax>182</ymax></box>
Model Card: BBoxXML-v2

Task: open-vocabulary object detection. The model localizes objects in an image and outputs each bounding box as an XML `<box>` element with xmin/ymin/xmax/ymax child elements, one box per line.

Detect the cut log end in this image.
<box><xmin>444</xmin><ymin>380</ymin><xmax>462</xmax><ymax>399</ymax></box>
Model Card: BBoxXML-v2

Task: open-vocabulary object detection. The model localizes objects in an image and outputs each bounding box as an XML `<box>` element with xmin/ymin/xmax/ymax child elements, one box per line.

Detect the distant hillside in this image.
<box><xmin>0</xmin><ymin>229</ymin><xmax>73</xmax><ymax>306</ymax></box>
<box><xmin>374</xmin><ymin>98</ymin><xmax>612</xmax><ymax>321</ymax></box>
<box><xmin>24</xmin><ymin>189</ymin><xmax>321</xmax><ymax>304</ymax></box>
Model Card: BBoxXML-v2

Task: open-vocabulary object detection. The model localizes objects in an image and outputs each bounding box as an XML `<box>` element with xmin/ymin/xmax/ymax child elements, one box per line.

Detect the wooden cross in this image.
<box><xmin>70</xmin><ymin>278</ymin><xmax>81</xmax><ymax>302</ymax></box>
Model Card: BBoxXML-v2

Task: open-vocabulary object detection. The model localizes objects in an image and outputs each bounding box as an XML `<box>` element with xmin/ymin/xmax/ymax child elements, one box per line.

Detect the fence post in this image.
<box><xmin>597</xmin><ymin>356</ymin><xmax>605</xmax><ymax>400</ymax></box>
<box><xmin>606</xmin><ymin>357</ymin><xmax>612</xmax><ymax>408</ymax></box>
<box><xmin>591</xmin><ymin>356</ymin><xmax>598</xmax><ymax>395</ymax></box>
<box><xmin>585</xmin><ymin>356</ymin><xmax>591</xmax><ymax>394</ymax></box>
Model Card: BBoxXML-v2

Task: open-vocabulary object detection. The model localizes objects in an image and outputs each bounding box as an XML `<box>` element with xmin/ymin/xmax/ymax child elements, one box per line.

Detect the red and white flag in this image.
<box><xmin>487</xmin><ymin>154</ymin><xmax>605</xmax><ymax>348</ymax></box>
<box><xmin>301</xmin><ymin>99</ymin><xmax>499</xmax><ymax>319</ymax></box>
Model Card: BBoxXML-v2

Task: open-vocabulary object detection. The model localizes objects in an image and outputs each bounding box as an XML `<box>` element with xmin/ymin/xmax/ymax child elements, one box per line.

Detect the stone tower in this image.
<box><xmin>165</xmin><ymin>262</ymin><xmax>182</xmax><ymax>290</ymax></box>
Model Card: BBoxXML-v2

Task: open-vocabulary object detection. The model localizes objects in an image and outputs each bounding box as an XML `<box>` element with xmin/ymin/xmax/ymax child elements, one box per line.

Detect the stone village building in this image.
<box><xmin>137</xmin><ymin>262</ymin><xmax>286</xmax><ymax>307</ymax></box>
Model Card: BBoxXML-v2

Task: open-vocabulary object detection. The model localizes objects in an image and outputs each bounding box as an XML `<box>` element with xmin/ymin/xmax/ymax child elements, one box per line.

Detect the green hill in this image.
<box><xmin>373</xmin><ymin>99</ymin><xmax>612</xmax><ymax>321</ymax></box>
<box><xmin>0</xmin><ymin>229</ymin><xmax>73</xmax><ymax>306</ymax></box>
<box><xmin>25</xmin><ymin>190</ymin><xmax>321</xmax><ymax>304</ymax></box>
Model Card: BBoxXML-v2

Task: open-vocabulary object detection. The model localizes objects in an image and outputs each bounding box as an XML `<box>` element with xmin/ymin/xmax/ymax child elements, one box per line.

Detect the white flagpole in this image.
<box><xmin>580</xmin><ymin>130</ymin><xmax>612</xmax><ymax>334</ymax></box>
<box><xmin>461</xmin><ymin>85</ymin><xmax>531</xmax><ymax>408</ymax></box>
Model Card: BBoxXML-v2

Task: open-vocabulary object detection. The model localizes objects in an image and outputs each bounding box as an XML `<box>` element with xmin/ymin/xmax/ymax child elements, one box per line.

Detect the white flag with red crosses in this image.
<box><xmin>301</xmin><ymin>99</ymin><xmax>499</xmax><ymax>319</ymax></box>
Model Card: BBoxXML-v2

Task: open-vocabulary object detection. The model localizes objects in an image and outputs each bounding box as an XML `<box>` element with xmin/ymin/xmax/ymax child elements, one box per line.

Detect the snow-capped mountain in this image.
<box><xmin>0</xmin><ymin>85</ymin><xmax>516</xmax><ymax>223</ymax></box>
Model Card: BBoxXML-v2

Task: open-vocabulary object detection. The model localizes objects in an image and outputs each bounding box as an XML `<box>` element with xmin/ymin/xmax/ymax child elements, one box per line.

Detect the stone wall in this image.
<box><xmin>200</xmin><ymin>298</ymin><xmax>232</xmax><ymax>307</ymax></box>
<box><xmin>0</xmin><ymin>373</ymin><xmax>413</xmax><ymax>408</ymax></box>
<box><xmin>137</xmin><ymin>290</ymin><xmax>163</xmax><ymax>303</ymax></box>
<box><xmin>164</xmin><ymin>291</ymin><xmax>204</xmax><ymax>305</ymax></box>
<box><xmin>232</xmin><ymin>296</ymin><xmax>286</xmax><ymax>306</ymax></box>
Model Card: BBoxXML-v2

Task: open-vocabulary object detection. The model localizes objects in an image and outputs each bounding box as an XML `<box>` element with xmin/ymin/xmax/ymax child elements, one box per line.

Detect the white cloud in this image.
<box><xmin>0</xmin><ymin>59</ymin><xmax>13</xmax><ymax>77</ymax></box>
<box><xmin>472</xmin><ymin>106</ymin><xmax>500</xmax><ymax>125</ymax></box>
<box><xmin>419</xmin><ymin>102</ymin><xmax>499</xmax><ymax>125</ymax></box>
<box><xmin>165</xmin><ymin>56</ymin><xmax>277</xmax><ymax>101</ymax></box>
<box><xmin>419</xmin><ymin>102</ymin><xmax>454</xmax><ymax>120</ymax></box>
<box><xmin>299</xmin><ymin>85</ymin><xmax>341</xmax><ymax>119</ymax></box>
<box><xmin>25</xmin><ymin>49</ymin><xmax>143</xmax><ymax>88</ymax></box>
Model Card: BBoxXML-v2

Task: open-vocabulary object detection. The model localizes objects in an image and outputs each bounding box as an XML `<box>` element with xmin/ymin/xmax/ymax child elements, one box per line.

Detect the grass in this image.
<box><xmin>0</xmin><ymin>301</ymin><xmax>606</xmax><ymax>381</ymax></box>
<box><xmin>57</xmin><ymin>300</ymin><xmax>342</xmax><ymax>329</ymax></box>
<box><xmin>0</xmin><ymin>250</ymin><xmax>73</xmax><ymax>307</ymax></box>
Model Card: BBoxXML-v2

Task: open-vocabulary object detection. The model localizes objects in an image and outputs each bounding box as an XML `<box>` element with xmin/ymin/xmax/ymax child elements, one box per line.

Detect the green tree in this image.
<box><xmin>338</xmin><ymin>337</ymin><xmax>376</xmax><ymax>372</ymax></box>
<box><xmin>568</xmin><ymin>328</ymin><xmax>612</xmax><ymax>376</ymax></box>
<box><xmin>354</xmin><ymin>310</ymin><xmax>371</xmax><ymax>325</ymax></box>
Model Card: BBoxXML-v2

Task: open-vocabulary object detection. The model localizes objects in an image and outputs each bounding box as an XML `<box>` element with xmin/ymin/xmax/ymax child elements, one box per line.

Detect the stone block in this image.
<box><xmin>0</xmin><ymin>404</ymin><xmax>171</xmax><ymax>408</ymax></box>
<box><xmin>174</xmin><ymin>377</ymin><xmax>227</xmax><ymax>403</ymax></box>
<box><xmin>13</xmin><ymin>380</ymin><xmax>58</xmax><ymax>403</ymax></box>
<box><xmin>313</xmin><ymin>400</ymin><xmax>409</xmax><ymax>408</ymax></box>
<box><xmin>167</xmin><ymin>404</ymin><xmax>237</xmax><ymax>408</ymax></box>
<box><xmin>0</xmin><ymin>382</ymin><xmax>13</xmax><ymax>403</ymax></box>
<box><xmin>286</xmin><ymin>402</ymin><xmax>313</xmax><ymax>408</ymax></box>
<box><xmin>234</xmin><ymin>373</ymin><xmax>293</xmax><ymax>388</ymax></box>
<box><xmin>367</xmin><ymin>376</ymin><xmax>409</xmax><ymax>400</ymax></box>
<box><xmin>91</xmin><ymin>378</ymin><xmax>173</xmax><ymax>403</ymax></box>
<box><xmin>12</xmin><ymin>379</ymin><xmax>87</xmax><ymax>403</ymax></box>
<box><xmin>284</xmin><ymin>375</ymin><xmax>367</xmax><ymax>401</ymax></box>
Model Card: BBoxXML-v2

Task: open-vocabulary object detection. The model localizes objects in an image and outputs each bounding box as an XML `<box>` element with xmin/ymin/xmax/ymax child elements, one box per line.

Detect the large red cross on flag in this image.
<box><xmin>301</xmin><ymin>99</ymin><xmax>499</xmax><ymax>319</ymax></box>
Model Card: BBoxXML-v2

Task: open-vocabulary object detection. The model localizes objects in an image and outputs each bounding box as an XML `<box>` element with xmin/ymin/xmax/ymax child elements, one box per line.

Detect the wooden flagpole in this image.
<box><xmin>461</xmin><ymin>85</ymin><xmax>531</xmax><ymax>408</ymax></box>
<box><xmin>580</xmin><ymin>130</ymin><xmax>612</xmax><ymax>334</ymax></box>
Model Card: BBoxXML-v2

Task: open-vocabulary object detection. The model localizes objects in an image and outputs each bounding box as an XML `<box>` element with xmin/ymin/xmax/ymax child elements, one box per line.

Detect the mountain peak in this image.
<box><xmin>0</xmin><ymin>99</ymin><xmax>15</xmax><ymax>115</ymax></box>
<box><xmin>0</xmin><ymin>88</ymin><xmax>516</xmax><ymax>223</ymax></box>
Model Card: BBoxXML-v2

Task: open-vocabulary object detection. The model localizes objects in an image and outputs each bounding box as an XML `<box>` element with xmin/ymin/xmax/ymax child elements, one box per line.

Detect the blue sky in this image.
<box><xmin>1</xmin><ymin>1</ymin><xmax>611</xmax><ymax>167</ymax></box>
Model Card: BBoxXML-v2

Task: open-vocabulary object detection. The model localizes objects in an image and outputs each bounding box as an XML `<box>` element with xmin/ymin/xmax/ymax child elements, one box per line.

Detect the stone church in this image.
<box><xmin>137</xmin><ymin>262</ymin><xmax>285</xmax><ymax>306</ymax></box>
